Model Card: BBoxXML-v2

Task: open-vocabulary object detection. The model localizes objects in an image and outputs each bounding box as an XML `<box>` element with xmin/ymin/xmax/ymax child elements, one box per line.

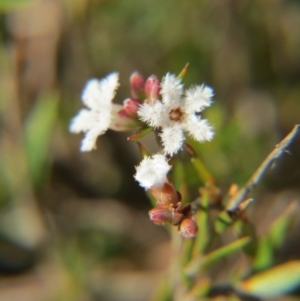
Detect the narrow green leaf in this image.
<box><xmin>181</xmin><ymin>235</ymin><xmax>195</xmax><ymax>267</ymax></box>
<box><xmin>193</xmin><ymin>194</ymin><xmax>211</xmax><ymax>254</ymax></box>
<box><xmin>127</xmin><ymin>126</ymin><xmax>152</xmax><ymax>141</ymax></box>
<box><xmin>233</xmin><ymin>220</ymin><xmax>257</xmax><ymax>257</ymax></box>
<box><xmin>268</xmin><ymin>202</ymin><xmax>297</xmax><ymax>248</ymax></box>
<box><xmin>24</xmin><ymin>92</ymin><xmax>59</xmax><ymax>184</ymax></box>
<box><xmin>149</xmin><ymin>276</ymin><xmax>172</xmax><ymax>301</ymax></box>
<box><xmin>214</xmin><ymin>210</ymin><xmax>234</xmax><ymax>233</ymax></box>
<box><xmin>253</xmin><ymin>202</ymin><xmax>297</xmax><ymax>271</ymax></box>
<box><xmin>236</xmin><ymin>261</ymin><xmax>300</xmax><ymax>298</ymax></box>
<box><xmin>187</xmin><ymin>277</ymin><xmax>211</xmax><ymax>299</ymax></box>
<box><xmin>136</xmin><ymin>141</ymin><xmax>150</xmax><ymax>157</ymax></box>
<box><xmin>190</xmin><ymin>157</ymin><xmax>214</xmax><ymax>185</ymax></box>
<box><xmin>177</xmin><ymin>63</ymin><xmax>189</xmax><ymax>79</ymax></box>
<box><xmin>252</xmin><ymin>236</ymin><xmax>273</xmax><ymax>271</ymax></box>
<box><xmin>172</xmin><ymin>159</ymin><xmax>189</xmax><ymax>204</ymax></box>
<box><xmin>185</xmin><ymin>236</ymin><xmax>251</xmax><ymax>276</ymax></box>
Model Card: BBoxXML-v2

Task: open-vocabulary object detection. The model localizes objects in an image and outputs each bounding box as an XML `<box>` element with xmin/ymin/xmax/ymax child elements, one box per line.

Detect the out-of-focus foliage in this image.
<box><xmin>237</xmin><ymin>261</ymin><xmax>300</xmax><ymax>298</ymax></box>
<box><xmin>0</xmin><ymin>0</ymin><xmax>299</xmax><ymax>300</ymax></box>
<box><xmin>25</xmin><ymin>92</ymin><xmax>59</xmax><ymax>185</ymax></box>
<box><xmin>0</xmin><ymin>0</ymin><xmax>31</xmax><ymax>10</ymax></box>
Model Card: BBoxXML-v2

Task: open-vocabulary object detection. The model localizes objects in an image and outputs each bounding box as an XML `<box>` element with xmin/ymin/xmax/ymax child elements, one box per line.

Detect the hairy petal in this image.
<box><xmin>160</xmin><ymin>73</ymin><xmax>183</xmax><ymax>106</ymax></box>
<box><xmin>69</xmin><ymin>109</ymin><xmax>97</xmax><ymax>133</ymax></box>
<box><xmin>96</xmin><ymin>72</ymin><xmax>119</xmax><ymax>105</ymax></box>
<box><xmin>135</xmin><ymin>154</ymin><xmax>171</xmax><ymax>189</ymax></box>
<box><xmin>160</xmin><ymin>124</ymin><xmax>185</xmax><ymax>156</ymax></box>
<box><xmin>137</xmin><ymin>101</ymin><xmax>164</xmax><ymax>127</ymax></box>
<box><xmin>80</xmin><ymin>123</ymin><xmax>108</xmax><ymax>152</ymax></box>
<box><xmin>184</xmin><ymin>115</ymin><xmax>214</xmax><ymax>142</ymax></box>
<box><xmin>184</xmin><ymin>84</ymin><xmax>214</xmax><ymax>114</ymax></box>
<box><xmin>81</xmin><ymin>73</ymin><xmax>119</xmax><ymax>110</ymax></box>
<box><xmin>70</xmin><ymin>72</ymin><xmax>120</xmax><ymax>152</ymax></box>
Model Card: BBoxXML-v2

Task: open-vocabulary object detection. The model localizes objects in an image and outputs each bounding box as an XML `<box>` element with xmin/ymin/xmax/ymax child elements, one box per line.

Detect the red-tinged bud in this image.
<box><xmin>150</xmin><ymin>182</ymin><xmax>179</xmax><ymax>207</ymax></box>
<box><xmin>149</xmin><ymin>207</ymin><xmax>184</xmax><ymax>226</ymax></box>
<box><xmin>110</xmin><ymin>104</ymin><xmax>137</xmax><ymax>131</ymax></box>
<box><xmin>117</xmin><ymin>108</ymin><xmax>129</xmax><ymax>119</ymax></box>
<box><xmin>181</xmin><ymin>203</ymin><xmax>192</xmax><ymax>216</ymax></box>
<box><xmin>123</xmin><ymin>98</ymin><xmax>140</xmax><ymax>117</ymax></box>
<box><xmin>130</xmin><ymin>72</ymin><xmax>145</xmax><ymax>100</ymax></box>
<box><xmin>149</xmin><ymin>207</ymin><xmax>173</xmax><ymax>225</ymax></box>
<box><xmin>179</xmin><ymin>217</ymin><xmax>198</xmax><ymax>238</ymax></box>
<box><xmin>145</xmin><ymin>75</ymin><xmax>160</xmax><ymax>103</ymax></box>
<box><xmin>171</xmin><ymin>211</ymin><xmax>184</xmax><ymax>225</ymax></box>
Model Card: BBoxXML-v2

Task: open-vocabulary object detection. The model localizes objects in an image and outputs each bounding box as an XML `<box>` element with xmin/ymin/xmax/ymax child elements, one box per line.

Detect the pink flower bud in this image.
<box><xmin>179</xmin><ymin>217</ymin><xmax>198</xmax><ymax>238</ymax></box>
<box><xmin>145</xmin><ymin>75</ymin><xmax>160</xmax><ymax>103</ymax></box>
<box><xmin>171</xmin><ymin>211</ymin><xmax>184</xmax><ymax>225</ymax></box>
<box><xmin>150</xmin><ymin>182</ymin><xmax>179</xmax><ymax>207</ymax></box>
<box><xmin>123</xmin><ymin>98</ymin><xmax>140</xmax><ymax>117</ymax></box>
<box><xmin>130</xmin><ymin>72</ymin><xmax>145</xmax><ymax>100</ymax></box>
<box><xmin>149</xmin><ymin>207</ymin><xmax>173</xmax><ymax>225</ymax></box>
<box><xmin>180</xmin><ymin>204</ymin><xmax>192</xmax><ymax>217</ymax></box>
<box><xmin>149</xmin><ymin>207</ymin><xmax>184</xmax><ymax>225</ymax></box>
<box><xmin>109</xmin><ymin>104</ymin><xmax>137</xmax><ymax>131</ymax></box>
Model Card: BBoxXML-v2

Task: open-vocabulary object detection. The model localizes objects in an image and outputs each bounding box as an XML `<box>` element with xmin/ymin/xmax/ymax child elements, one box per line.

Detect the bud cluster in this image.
<box><xmin>130</xmin><ymin>72</ymin><xmax>160</xmax><ymax>103</ymax></box>
<box><xmin>149</xmin><ymin>191</ymin><xmax>198</xmax><ymax>239</ymax></box>
<box><xmin>134</xmin><ymin>153</ymin><xmax>198</xmax><ymax>238</ymax></box>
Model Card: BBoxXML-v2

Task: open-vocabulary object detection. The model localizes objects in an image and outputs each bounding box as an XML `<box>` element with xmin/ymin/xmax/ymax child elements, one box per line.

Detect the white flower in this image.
<box><xmin>69</xmin><ymin>72</ymin><xmax>119</xmax><ymax>151</ymax></box>
<box><xmin>138</xmin><ymin>73</ymin><xmax>214</xmax><ymax>156</ymax></box>
<box><xmin>135</xmin><ymin>154</ymin><xmax>171</xmax><ymax>190</ymax></box>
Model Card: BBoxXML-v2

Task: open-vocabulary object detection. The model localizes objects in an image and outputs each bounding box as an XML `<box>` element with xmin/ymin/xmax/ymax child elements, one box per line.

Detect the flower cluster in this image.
<box><xmin>138</xmin><ymin>73</ymin><xmax>214</xmax><ymax>155</ymax></box>
<box><xmin>135</xmin><ymin>154</ymin><xmax>198</xmax><ymax>238</ymax></box>
<box><xmin>69</xmin><ymin>69</ymin><xmax>214</xmax><ymax>238</ymax></box>
<box><xmin>69</xmin><ymin>72</ymin><xmax>138</xmax><ymax>151</ymax></box>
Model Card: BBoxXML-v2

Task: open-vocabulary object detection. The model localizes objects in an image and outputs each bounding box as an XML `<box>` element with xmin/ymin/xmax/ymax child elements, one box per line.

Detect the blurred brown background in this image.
<box><xmin>0</xmin><ymin>0</ymin><xmax>300</xmax><ymax>300</ymax></box>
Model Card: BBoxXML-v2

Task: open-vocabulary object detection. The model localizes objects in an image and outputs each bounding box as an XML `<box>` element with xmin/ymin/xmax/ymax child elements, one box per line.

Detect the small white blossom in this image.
<box><xmin>138</xmin><ymin>73</ymin><xmax>214</xmax><ymax>156</ymax></box>
<box><xmin>69</xmin><ymin>73</ymin><xmax>119</xmax><ymax>151</ymax></box>
<box><xmin>135</xmin><ymin>154</ymin><xmax>171</xmax><ymax>190</ymax></box>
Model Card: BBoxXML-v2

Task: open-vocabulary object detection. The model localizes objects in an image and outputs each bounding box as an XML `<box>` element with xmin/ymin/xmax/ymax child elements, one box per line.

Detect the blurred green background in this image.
<box><xmin>0</xmin><ymin>0</ymin><xmax>300</xmax><ymax>300</ymax></box>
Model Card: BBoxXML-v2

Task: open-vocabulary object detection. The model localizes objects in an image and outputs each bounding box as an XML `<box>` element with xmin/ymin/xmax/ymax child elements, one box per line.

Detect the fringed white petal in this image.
<box><xmin>69</xmin><ymin>109</ymin><xmax>98</xmax><ymax>133</ymax></box>
<box><xmin>81</xmin><ymin>73</ymin><xmax>119</xmax><ymax>110</ymax></box>
<box><xmin>160</xmin><ymin>124</ymin><xmax>185</xmax><ymax>156</ymax></box>
<box><xmin>135</xmin><ymin>154</ymin><xmax>171</xmax><ymax>189</ymax></box>
<box><xmin>137</xmin><ymin>102</ymin><xmax>164</xmax><ymax>128</ymax></box>
<box><xmin>184</xmin><ymin>115</ymin><xmax>214</xmax><ymax>142</ymax></box>
<box><xmin>80</xmin><ymin>123</ymin><xmax>108</xmax><ymax>152</ymax></box>
<box><xmin>160</xmin><ymin>73</ymin><xmax>183</xmax><ymax>106</ymax></box>
<box><xmin>70</xmin><ymin>72</ymin><xmax>120</xmax><ymax>151</ymax></box>
<box><xmin>81</xmin><ymin>79</ymin><xmax>101</xmax><ymax>110</ymax></box>
<box><xmin>184</xmin><ymin>84</ymin><xmax>213</xmax><ymax>114</ymax></box>
<box><xmin>97</xmin><ymin>72</ymin><xmax>119</xmax><ymax>106</ymax></box>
